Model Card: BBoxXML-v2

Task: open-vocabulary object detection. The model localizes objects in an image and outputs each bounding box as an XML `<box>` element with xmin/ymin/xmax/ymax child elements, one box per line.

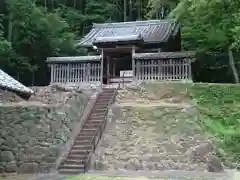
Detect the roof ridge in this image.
<box><xmin>93</xmin><ymin>19</ymin><xmax>175</xmax><ymax>28</ymax></box>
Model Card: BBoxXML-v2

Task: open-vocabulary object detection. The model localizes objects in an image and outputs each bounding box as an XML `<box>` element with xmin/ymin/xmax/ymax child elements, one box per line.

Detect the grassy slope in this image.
<box><xmin>139</xmin><ymin>82</ymin><xmax>240</xmax><ymax>168</ymax></box>
<box><xmin>67</xmin><ymin>83</ymin><xmax>240</xmax><ymax>180</ymax></box>
<box><xmin>189</xmin><ymin>83</ymin><xmax>240</xmax><ymax>168</ymax></box>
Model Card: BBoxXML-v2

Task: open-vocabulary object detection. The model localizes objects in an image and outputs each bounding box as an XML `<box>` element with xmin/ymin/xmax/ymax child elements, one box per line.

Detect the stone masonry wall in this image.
<box><xmin>0</xmin><ymin>86</ymin><xmax>95</xmax><ymax>173</ymax></box>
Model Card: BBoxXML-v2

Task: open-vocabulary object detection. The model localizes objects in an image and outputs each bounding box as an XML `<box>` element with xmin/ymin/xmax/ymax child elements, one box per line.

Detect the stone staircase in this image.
<box><xmin>58</xmin><ymin>88</ymin><xmax>117</xmax><ymax>175</ymax></box>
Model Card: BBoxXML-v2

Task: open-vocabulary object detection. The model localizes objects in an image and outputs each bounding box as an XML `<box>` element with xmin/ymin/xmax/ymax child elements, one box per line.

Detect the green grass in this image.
<box><xmin>137</xmin><ymin>82</ymin><xmax>240</xmax><ymax>168</ymax></box>
<box><xmin>188</xmin><ymin>83</ymin><xmax>240</xmax><ymax>168</ymax></box>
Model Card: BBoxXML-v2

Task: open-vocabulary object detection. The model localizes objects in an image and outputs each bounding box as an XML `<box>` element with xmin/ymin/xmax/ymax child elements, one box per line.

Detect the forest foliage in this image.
<box><xmin>0</xmin><ymin>0</ymin><xmax>240</xmax><ymax>84</ymax></box>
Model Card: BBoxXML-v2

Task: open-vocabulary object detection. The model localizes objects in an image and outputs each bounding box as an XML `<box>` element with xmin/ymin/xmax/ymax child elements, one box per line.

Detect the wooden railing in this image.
<box><xmin>135</xmin><ymin>59</ymin><xmax>192</xmax><ymax>81</ymax></box>
<box><xmin>50</xmin><ymin>63</ymin><xmax>101</xmax><ymax>83</ymax></box>
<box><xmin>83</xmin><ymin>80</ymin><xmax>121</xmax><ymax>172</ymax></box>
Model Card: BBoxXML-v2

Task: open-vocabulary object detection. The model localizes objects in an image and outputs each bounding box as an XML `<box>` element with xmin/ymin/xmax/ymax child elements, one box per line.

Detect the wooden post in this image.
<box><xmin>113</xmin><ymin>59</ymin><xmax>116</xmax><ymax>78</ymax></box>
<box><xmin>189</xmin><ymin>58</ymin><xmax>192</xmax><ymax>81</ymax></box>
<box><xmin>100</xmin><ymin>49</ymin><xmax>104</xmax><ymax>90</ymax></box>
<box><xmin>50</xmin><ymin>64</ymin><xmax>53</xmax><ymax>83</ymax></box>
<box><xmin>107</xmin><ymin>55</ymin><xmax>110</xmax><ymax>85</ymax></box>
<box><xmin>66</xmin><ymin>63</ymin><xmax>70</xmax><ymax>83</ymax></box>
<box><xmin>136</xmin><ymin>60</ymin><xmax>140</xmax><ymax>81</ymax></box>
<box><xmin>87</xmin><ymin>63</ymin><xmax>91</xmax><ymax>82</ymax></box>
<box><xmin>132</xmin><ymin>46</ymin><xmax>136</xmax><ymax>81</ymax></box>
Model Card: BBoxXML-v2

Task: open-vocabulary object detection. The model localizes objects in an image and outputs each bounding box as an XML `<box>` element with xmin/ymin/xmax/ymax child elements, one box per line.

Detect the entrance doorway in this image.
<box><xmin>103</xmin><ymin>52</ymin><xmax>132</xmax><ymax>84</ymax></box>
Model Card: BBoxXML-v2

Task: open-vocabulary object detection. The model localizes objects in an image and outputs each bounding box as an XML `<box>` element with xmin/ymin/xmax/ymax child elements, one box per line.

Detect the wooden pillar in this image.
<box><xmin>50</xmin><ymin>64</ymin><xmax>54</xmax><ymax>83</ymax></box>
<box><xmin>136</xmin><ymin>60</ymin><xmax>140</xmax><ymax>81</ymax></box>
<box><xmin>100</xmin><ymin>49</ymin><xmax>104</xmax><ymax>90</ymax></box>
<box><xmin>66</xmin><ymin>63</ymin><xmax>70</xmax><ymax>83</ymax></box>
<box><xmin>132</xmin><ymin>46</ymin><xmax>136</xmax><ymax>81</ymax></box>
<box><xmin>107</xmin><ymin>55</ymin><xmax>110</xmax><ymax>85</ymax></box>
<box><xmin>189</xmin><ymin>58</ymin><xmax>192</xmax><ymax>81</ymax></box>
<box><xmin>113</xmin><ymin>59</ymin><xmax>116</xmax><ymax>78</ymax></box>
<box><xmin>87</xmin><ymin>63</ymin><xmax>91</xmax><ymax>82</ymax></box>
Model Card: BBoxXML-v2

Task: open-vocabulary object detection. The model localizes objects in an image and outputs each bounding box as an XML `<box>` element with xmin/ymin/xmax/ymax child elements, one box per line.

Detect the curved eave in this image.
<box><xmin>0</xmin><ymin>86</ymin><xmax>33</xmax><ymax>100</ymax></box>
<box><xmin>78</xmin><ymin>40</ymin><xmax>172</xmax><ymax>48</ymax></box>
<box><xmin>0</xmin><ymin>69</ymin><xmax>34</xmax><ymax>100</ymax></box>
<box><xmin>93</xmin><ymin>39</ymin><xmax>144</xmax><ymax>47</ymax></box>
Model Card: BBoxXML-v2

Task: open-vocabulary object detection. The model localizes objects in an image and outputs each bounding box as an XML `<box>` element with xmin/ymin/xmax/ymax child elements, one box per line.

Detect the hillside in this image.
<box><xmin>1</xmin><ymin>82</ymin><xmax>240</xmax><ymax>180</ymax></box>
<box><xmin>89</xmin><ymin>82</ymin><xmax>240</xmax><ymax>176</ymax></box>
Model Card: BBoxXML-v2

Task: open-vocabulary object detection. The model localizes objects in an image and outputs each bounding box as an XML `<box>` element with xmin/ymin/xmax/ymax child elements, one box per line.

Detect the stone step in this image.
<box><xmin>100</xmin><ymin>91</ymin><xmax>115</xmax><ymax>95</ymax></box>
<box><xmin>72</xmin><ymin>144</ymin><xmax>92</xmax><ymax>149</ymax></box>
<box><xmin>70</xmin><ymin>149</ymin><xmax>89</xmax><ymax>155</ymax></box>
<box><xmin>75</xmin><ymin>139</ymin><xmax>92</xmax><ymax>144</ymax></box>
<box><xmin>78</xmin><ymin>131</ymin><xmax>96</xmax><ymax>136</ymax></box>
<box><xmin>67</xmin><ymin>154</ymin><xmax>85</xmax><ymax>159</ymax></box>
<box><xmin>58</xmin><ymin>88</ymin><xmax>118</xmax><ymax>174</ymax></box>
<box><xmin>95</xmin><ymin>100</ymin><xmax>111</xmax><ymax>104</ymax></box>
<box><xmin>93</xmin><ymin>104</ymin><xmax>108</xmax><ymax>108</ymax></box>
<box><xmin>83</xmin><ymin>123</ymin><xmax>100</xmax><ymax>128</ymax></box>
<box><xmin>91</xmin><ymin>112</ymin><xmax>105</xmax><ymax>115</ymax></box>
<box><xmin>98</xmin><ymin>97</ymin><xmax>113</xmax><ymax>100</ymax></box>
<box><xmin>92</xmin><ymin>108</ymin><xmax>106</xmax><ymax>112</ymax></box>
<box><xmin>87</xmin><ymin>118</ymin><xmax>103</xmax><ymax>122</ymax></box>
<box><xmin>102</xmin><ymin>88</ymin><xmax>115</xmax><ymax>91</ymax></box>
<box><xmin>58</xmin><ymin>168</ymin><xmax>84</xmax><ymax>175</ymax></box>
<box><xmin>93</xmin><ymin>106</ymin><xmax>108</xmax><ymax>110</ymax></box>
<box><xmin>97</xmin><ymin>94</ymin><xmax>113</xmax><ymax>98</ymax></box>
<box><xmin>63</xmin><ymin>159</ymin><xmax>84</xmax><ymax>165</ymax></box>
<box><xmin>95</xmin><ymin>102</ymin><xmax>109</xmax><ymax>105</ymax></box>
<box><xmin>74</xmin><ymin>141</ymin><xmax>91</xmax><ymax>145</ymax></box>
<box><xmin>59</xmin><ymin>164</ymin><xmax>84</xmax><ymax>170</ymax></box>
<box><xmin>84</xmin><ymin>120</ymin><xmax>101</xmax><ymax>123</ymax></box>
<box><xmin>81</xmin><ymin>128</ymin><xmax>97</xmax><ymax>132</ymax></box>
<box><xmin>85</xmin><ymin>120</ymin><xmax>102</xmax><ymax>123</ymax></box>
<box><xmin>90</xmin><ymin>112</ymin><xmax>105</xmax><ymax>116</ymax></box>
<box><xmin>75</xmin><ymin>136</ymin><xmax>93</xmax><ymax>141</ymax></box>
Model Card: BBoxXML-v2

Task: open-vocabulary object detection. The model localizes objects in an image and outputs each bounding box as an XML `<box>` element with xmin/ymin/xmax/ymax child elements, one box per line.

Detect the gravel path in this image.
<box><xmin>27</xmin><ymin>173</ymin><xmax>66</xmax><ymax>180</ymax></box>
<box><xmin>0</xmin><ymin>170</ymin><xmax>237</xmax><ymax>180</ymax></box>
<box><xmin>89</xmin><ymin>170</ymin><xmax>235</xmax><ymax>180</ymax></box>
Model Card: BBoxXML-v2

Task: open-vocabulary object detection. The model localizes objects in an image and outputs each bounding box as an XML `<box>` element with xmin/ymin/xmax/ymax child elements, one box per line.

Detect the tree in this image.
<box><xmin>2</xmin><ymin>0</ymin><xmax>80</xmax><ymax>84</ymax></box>
<box><xmin>147</xmin><ymin>0</ymin><xmax>179</xmax><ymax>19</ymax></box>
<box><xmin>170</xmin><ymin>0</ymin><xmax>240</xmax><ymax>83</ymax></box>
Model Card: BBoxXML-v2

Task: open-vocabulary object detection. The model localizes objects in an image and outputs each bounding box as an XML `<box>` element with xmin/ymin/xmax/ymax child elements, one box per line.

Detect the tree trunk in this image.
<box><xmin>137</xmin><ymin>0</ymin><xmax>141</xmax><ymax>20</ymax></box>
<box><xmin>73</xmin><ymin>0</ymin><xmax>76</xmax><ymax>8</ymax></box>
<box><xmin>124</xmin><ymin>0</ymin><xmax>127</xmax><ymax>21</ymax></box>
<box><xmin>129</xmin><ymin>0</ymin><xmax>132</xmax><ymax>21</ymax></box>
<box><xmin>7</xmin><ymin>12</ymin><xmax>13</xmax><ymax>42</ymax></box>
<box><xmin>228</xmin><ymin>47</ymin><xmax>239</xmax><ymax>83</ymax></box>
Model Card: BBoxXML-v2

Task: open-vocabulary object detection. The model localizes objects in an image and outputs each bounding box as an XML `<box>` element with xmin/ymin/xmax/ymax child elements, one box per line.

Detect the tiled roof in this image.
<box><xmin>78</xmin><ymin>19</ymin><xmax>179</xmax><ymax>47</ymax></box>
<box><xmin>0</xmin><ymin>69</ymin><xmax>34</xmax><ymax>99</ymax></box>
<box><xmin>46</xmin><ymin>56</ymin><xmax>101</xmax><ymax>63</ymax></box>
<box><xmin>133</xmin><ymin>51</ymin><xmax>196</xmax><ymax>60</ymax></box>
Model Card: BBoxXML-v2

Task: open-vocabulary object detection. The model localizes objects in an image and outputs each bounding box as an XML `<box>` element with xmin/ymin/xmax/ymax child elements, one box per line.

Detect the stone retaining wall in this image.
<box><xmin>0</xmin><ymin>86</ymin><xmax>95</xmax><ymax>173</ymax></box>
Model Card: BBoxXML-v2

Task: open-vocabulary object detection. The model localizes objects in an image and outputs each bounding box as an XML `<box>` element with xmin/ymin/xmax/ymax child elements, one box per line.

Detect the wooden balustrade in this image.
<box><xmin>134</xmin><ymin>58</ymin><xmax>192</xmax><ymax>81</ymax></box>
<box><xmin>50</xmin><ymin>63</ymin><xmax>101</xmax><ymax>83</ymax></box>
<box><xmin>48</xmin><ymin>56</ymin><xmax>193</xmax><ymax>85</ymax></box>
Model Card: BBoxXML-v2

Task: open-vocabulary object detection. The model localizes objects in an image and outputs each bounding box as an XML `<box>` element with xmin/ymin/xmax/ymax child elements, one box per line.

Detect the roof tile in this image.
<box><xmin>0</xmin><ymin>69</ymin><xmax>34</xmax><ymax>98</ymax></box>
<box><xmin>78</xmin><ymin>19</ymin><xmax>179</xmax><ymax>47</ymax></box>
